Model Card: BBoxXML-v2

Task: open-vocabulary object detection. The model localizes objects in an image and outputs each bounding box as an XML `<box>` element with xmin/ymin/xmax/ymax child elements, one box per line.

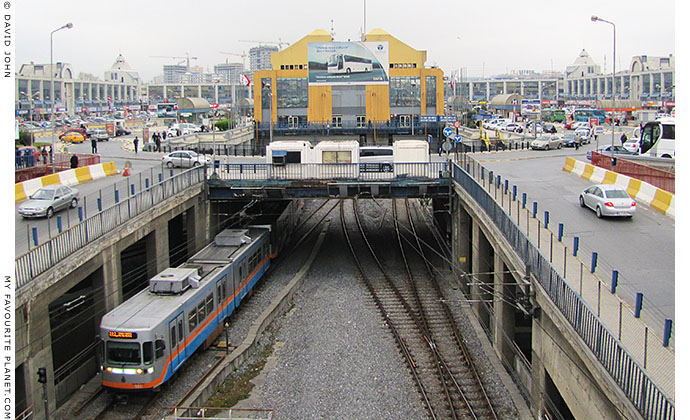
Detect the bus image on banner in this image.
<box><xmin>541</xmin><ymin>108</ymin><xmax>566</xmax><ymax>122</ymax></box>
<box><xmin>308</xmin><ymin>41</ymin><xmax>389</xmax><ymax>86</ymax></box>
<box><xmin>157</xmin><ymin>103</ymin><xmax>177</xmax><ymax>118</ymax></box>
<box><xmin>328</xmin><ymin>54</ymin><xmax>373</xmax><ymax>74</ymax></box>
<box><xmin>574</xmin><ymin>108</ymin><xmax>605</xmax><ymax>124</ymax></box>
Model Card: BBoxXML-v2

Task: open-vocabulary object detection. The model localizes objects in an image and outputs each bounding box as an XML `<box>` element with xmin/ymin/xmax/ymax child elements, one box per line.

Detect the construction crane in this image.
<box><xmin>150</xmin><ymin>53</ymin><xmax>198</xmax><ymax>71</ymax></box>
<box><xmin>219</xmin><ymin>51</ymin><xmax>247</xmax><ymax>68</ymax></box>
<box><xmin>239</xmin><ymin>38</ymin><xmax>290</xmax><ymax>50</ymax></box>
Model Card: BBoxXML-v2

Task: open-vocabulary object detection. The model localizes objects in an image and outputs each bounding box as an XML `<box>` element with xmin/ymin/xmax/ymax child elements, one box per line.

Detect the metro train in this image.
<box><xmin>99</xmin><ymin>225</ymin><xmax>280</xmax><ymax>390</ymax></box>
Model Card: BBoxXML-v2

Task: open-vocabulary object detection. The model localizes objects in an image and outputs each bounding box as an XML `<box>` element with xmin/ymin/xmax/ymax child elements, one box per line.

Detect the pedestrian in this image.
<box><xmin>133</xmin><ymin>136</ymin><xmax>139</xmax><ymax>154</ymax></box>
<box><xmin>155</xmin><ymin>136</ymin><xmax>161</xmax><ymax>152</ymax></box>
<box><xmin>48</xmin><ymin>146</ymin><xmax>53</xmax><ymax>163</ymax></box>
<box><xmin>91</xmin><ymin>137</ymin><xmax>98</xmax><ymax>154</ymax></box>
<box><xmin>162</xmin><ymin>131</ymin><xmax>167</xmax><ymax>141</ymax></box>
<box><xmin>575</xmin><ymin>139</ymin><xmax>580</xmax><ymax>150</ymax></box>
<box><xmin>70</xmin><ymin>154</ymin><xmax>79</xmax><ymax>168</ymax></box>
<box><xmin>620</xmin><ymin>133</ymin><xmax>628</xmax><ymax>144</ymax></box>
<box><xmin>41</xmin><ymin>147</ymin><xmax>47</xmax><ymax>164</ymax></box>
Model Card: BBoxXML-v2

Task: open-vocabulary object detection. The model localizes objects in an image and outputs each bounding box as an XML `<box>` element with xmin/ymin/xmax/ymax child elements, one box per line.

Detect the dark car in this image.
<box><xmin>562</xmin><ymin>133</ymin><xmax>579</xmax><ymax>147</ymax></box>
<box><xmin>543</xmin><ymin>123</ymin><xmax>557</xmax><ymax>134</ymax></box>
<box><xmin>115</xmin><ymin>126</ymin><xmax>131</xmax><ymax>136</ymax></box>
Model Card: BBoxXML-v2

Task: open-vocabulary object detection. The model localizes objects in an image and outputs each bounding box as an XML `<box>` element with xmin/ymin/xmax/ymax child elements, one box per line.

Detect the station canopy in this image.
<box><xmin>596</xmin><ymin>99</ymin><xmax>642</xmax><ymax>111</ymax></box>
<box><xmin>177</xmin><ymin>97</ymin><xmax>211</xmax><ymax>114</ymax></box>
<box><xmin>489</xmin><ymin>93</ymin><xmax>524</xmax><ymax>110</ymax></box>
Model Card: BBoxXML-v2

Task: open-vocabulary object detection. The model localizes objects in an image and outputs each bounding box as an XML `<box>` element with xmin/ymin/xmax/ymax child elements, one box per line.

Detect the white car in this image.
<box><xmin>161</xmin><ymin>150</ymin><xmax>211</xmax><ymax>168</ymax></box>
<box><xmin>573</xmin><ymin>128</ymin><xmax>592</xmax><ymax>144</ymax></box>
<box><xmin>502</xmin><ymin>123</ymin><xmax>520</xmax><ymax>132</ymax></box>
<box><xmin>579</xmin><ymin>184</ymin><xmax>636</xmax><ymax>218</ymax></box>
<box><xmin>622</xmin><ymin>137</ymin><xmax>641</xmax><ymax>154</ymax></box>
<box><xmin>530</xmin><ymin>135</ymin><xmax>563</xmax><ymax>150</ymax></box>
<box><xmin>167</xmin><ymin>123</ymin><xmax>202</xmax><ymax>137</ymax></box>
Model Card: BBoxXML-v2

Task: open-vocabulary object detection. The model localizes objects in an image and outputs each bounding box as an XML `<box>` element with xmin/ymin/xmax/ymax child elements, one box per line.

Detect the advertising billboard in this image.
<box><xmin>521</xmin><ymin>99</ymin><xmax>541</xmax><ymax>115</ymax></box>
<box><xmin>308</xmin><ymin>42</ymin><xmax>389</xmax><ymax>86</ymax></box>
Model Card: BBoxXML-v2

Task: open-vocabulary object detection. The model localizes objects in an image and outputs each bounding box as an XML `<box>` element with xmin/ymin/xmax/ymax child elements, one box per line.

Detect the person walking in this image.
<box><xmin>133</xmin><ymin>136</ymin><xmax>139</xmax><ymax>154</ymax></box>
<box><xmin>41</xmin><ymin>147</ymin><xmax>48</xmax><ymax>164</ymax></box>
<box><xmin>162</xmin><ymin>131</ymin><xmax>167</xmax><ymax>141</ymax></box>
<box><xmin>620</xmin><ymin>132</ymin><xmax>628</xmax><ymax>144</ymax></box>
<box><xmin>91</xmin><ymin>137</ymin><xmax>98</xmax><ymax>154</ymax></box>
<box><xmin>70</xmin><ymin>154</ymin><xmax>79</xmax><ymax>168</ymax></box>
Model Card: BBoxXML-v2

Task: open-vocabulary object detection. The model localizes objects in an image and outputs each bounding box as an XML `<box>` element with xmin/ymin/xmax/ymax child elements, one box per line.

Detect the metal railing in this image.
<box><xmin>212</xmin><ymin>162</ymin><xmax>449</xmax><ymax>182</ymax></box>
<box><xmin>15</xmin><ymin>166</ymin><xmax>206</xmax><ymax>289</ymax></box>
<box><xmin>451</xmin><ymin>161</ymin><xmax>674</xmax><ymax>420</ymax></box>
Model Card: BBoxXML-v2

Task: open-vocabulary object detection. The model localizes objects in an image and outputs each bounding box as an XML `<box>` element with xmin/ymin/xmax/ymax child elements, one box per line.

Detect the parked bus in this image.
<box><xmin>541</xmin><ymin>108</ymin><xmax>566</xmax><ymax>123</ymax></box>
<box><xmin>573</xmin><ymin>108</ymin><xmax>606</xmax><ymax>124</ymax></box>
<box><xmin>156</xmin><ymin>103</ymin><xmax>177</xmax><ymax>118</ymax></box>
<box><xmin>327</xmin><ymin>54</ymin><xmax>373</xmax><ymax>74</ymax></box>
<box><xmin>639</xmin><ymin>117</ymin><xmax>674</xmax><ymax>158</ymax></box>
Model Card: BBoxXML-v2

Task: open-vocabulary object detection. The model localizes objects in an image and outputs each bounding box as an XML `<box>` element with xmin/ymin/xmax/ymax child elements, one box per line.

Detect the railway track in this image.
<box><xmin>341</xmin><ymin>197</ymin><xmax>498</xmax><ymax>419</ymax></box>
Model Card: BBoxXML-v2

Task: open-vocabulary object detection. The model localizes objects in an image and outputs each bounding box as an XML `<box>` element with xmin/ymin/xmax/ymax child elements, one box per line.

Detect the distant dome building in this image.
<box><xmin>104</xmin><ymin>53</ymin><xmax>141</xmax><ymax>85</ymax></box>
<box><xmin>565</xmin><ymin>49</ymin><xmax>601</xmax><ymax>78</ymax></box>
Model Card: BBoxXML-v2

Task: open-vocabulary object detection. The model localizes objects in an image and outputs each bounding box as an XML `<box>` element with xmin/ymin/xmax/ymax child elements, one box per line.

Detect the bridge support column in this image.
<box><xmin>471</xmin><ymin>222</ymin><xmax>493</xmax><ymax>328</ymax></box>
<box><xmin>452</xmin><ymin>198</ymin><xmax>472</xmax><ymax>295</ymax></box>
<box><xmin>102</xmin><ymin>245</ymin><xmax>122</xmax><ymax>311</ymax></box>
<box><xmin>493</xmin><ymin>254</ymin><xmax>517</xmax><ymax>366</ymax></box>
<box><xmin>150</xmin><ymin>218</ymin><xmax>170</xmax><ymax>274</ymax></box>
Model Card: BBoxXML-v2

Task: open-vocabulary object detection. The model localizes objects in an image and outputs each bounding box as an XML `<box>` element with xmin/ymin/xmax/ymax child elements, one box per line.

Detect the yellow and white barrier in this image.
<box><xmin>15</xmin><ymin>162</ymin><xmax>119</xmax><ymax>202</ymax></box>
<box><xmin>563</xmin><ymin>157</ymin><xmax>675</xmax><ymax>218</ymax></box>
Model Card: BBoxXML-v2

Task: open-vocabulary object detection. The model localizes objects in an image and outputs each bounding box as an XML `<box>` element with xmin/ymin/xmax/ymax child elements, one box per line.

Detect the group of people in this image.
<box><xmin>151</xmin><ymin>132</ymin><xmax>164</xmax><ymax>152</ymax></box>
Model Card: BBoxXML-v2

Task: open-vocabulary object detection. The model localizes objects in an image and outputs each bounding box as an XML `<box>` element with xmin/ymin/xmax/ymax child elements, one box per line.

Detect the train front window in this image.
<box><xmin>106</xmin><ymin>341</ymin><xmax>141</xmax><ymax>365</ymax></box>
<box><xmin>143</xmin><ymin>342</ymin><xmax>153</xmax><ymax>365</ymax></box>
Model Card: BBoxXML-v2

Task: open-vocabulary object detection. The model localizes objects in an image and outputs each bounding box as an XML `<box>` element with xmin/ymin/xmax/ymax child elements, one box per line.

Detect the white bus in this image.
<box><xmin>327</xmin><ymin>54</ymin><xmax>373</xmax><ymax>74</ymax></box>
<box><xmin>639</xmin><ymin>117</ymin><xmax>675</xmax><ymax>158</ymax></box>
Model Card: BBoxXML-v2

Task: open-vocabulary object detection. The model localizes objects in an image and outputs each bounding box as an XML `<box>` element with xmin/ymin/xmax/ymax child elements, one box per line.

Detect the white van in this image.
<box><xmin>360</xmin><ymin>146</ymin><xmax>393</xmax><ymax>172</ymax></box>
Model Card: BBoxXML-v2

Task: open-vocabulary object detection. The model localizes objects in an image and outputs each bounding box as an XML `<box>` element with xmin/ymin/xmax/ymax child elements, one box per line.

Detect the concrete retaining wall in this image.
<box><xmin>563</xmin><ymin>157</ymin><xmax>675</xmax><ymax>218</ymax></box>
<box><xmin>15</xmin><ymin>162</ymin><xmax>118</xmax><ymax>202</ymax></box>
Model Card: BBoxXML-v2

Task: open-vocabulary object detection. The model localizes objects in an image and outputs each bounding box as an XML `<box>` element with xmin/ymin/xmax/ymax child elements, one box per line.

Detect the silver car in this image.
<box><xmin>18</xmin><ymin>184</ymin><xmax>79</xmax><ymax>218</ymax></box>
<box><xmin>530</xmin><ymin>135</ymin><xmax>562</xmax><ymax>150</ymax></box>
<box><xmin>579</xmin><ymin>184</ymin><xmax>636</xmax><ymax>218</ymax></box>
<box><xmin>161</xmin><ymin>150</ymin><xmax>212</xmax><ymax>168</ymax></box>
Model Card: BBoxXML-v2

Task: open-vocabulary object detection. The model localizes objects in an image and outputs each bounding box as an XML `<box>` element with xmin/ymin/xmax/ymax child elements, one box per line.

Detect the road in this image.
<box><xmin>469</xmin><ymin>140</ymin><xmax>674</xmax><ymax>326</ymax></box>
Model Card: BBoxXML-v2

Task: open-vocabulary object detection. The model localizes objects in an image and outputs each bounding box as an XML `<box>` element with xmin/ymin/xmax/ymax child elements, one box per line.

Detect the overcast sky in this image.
<box><xmin>15</xmin><ymin>0</ymin><xmax>676</xmax><ymax>83</ymax></box>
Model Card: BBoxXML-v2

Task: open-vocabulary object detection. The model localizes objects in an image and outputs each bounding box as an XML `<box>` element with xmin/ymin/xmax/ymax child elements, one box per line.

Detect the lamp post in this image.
<box><xmin>50</xmin><ymin>22</ymin><xmax>74</xmax><ymax>173</ymax></box>
<box><xmin>591</xmin><ymin>15</ymin><xmax>615</xmax><ymax>169</ymax></box>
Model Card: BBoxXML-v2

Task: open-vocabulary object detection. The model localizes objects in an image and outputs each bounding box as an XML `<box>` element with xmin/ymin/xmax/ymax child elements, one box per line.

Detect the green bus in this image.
<box><xmin>541</xmin><ymin>108</ymin><xmax>566</xmax><ymax>123</ymax></box>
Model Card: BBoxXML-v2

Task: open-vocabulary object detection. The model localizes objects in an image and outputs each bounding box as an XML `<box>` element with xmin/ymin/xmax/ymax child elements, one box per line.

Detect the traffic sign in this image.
<box><xmin>454</xmin><ymin>135</ymin><xmax>462</xmax><ymax>143</ymax></box>
<box><xmin>420</xmin><ymin>115</ymin><xmax>438</xmax><ymax>123</ymax></box>
<box><xmin>453</xmin><ymin>120</ymin><xmax>461</xmax><ymax>128</ymax></box>
<box><xmin>441</xmin><ymin>141</ymin><xmax>453</xmax><ymax>152</ymax></box>
<box><xmin>443</xmin><ymin>127</ymin><xmax>454</xmax><ymax>138</ymax></box>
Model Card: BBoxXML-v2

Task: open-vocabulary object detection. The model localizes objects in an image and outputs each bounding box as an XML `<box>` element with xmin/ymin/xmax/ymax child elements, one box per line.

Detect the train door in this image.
<box><xmin>168</xmin><ymin>312</ymin><xmax>185</xmax><ymax>372</ymax></box>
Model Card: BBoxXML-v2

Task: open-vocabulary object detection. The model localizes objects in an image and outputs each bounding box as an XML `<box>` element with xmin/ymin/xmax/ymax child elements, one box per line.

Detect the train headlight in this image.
<box><xmin>136</xmin><ymin>369</ymin><xmax>143</xmax><ymax>374</ymax></box>
<box><xmin>106</xmin><ymin>367</ymin><xmax>113</xmax><ymax>373</ymax></box>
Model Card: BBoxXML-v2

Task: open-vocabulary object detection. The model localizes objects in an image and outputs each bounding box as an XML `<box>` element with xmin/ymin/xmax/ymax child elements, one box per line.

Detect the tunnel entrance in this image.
<box><xmin>544</xmin><ymin>369</ymin><xmax>576</xmax><ymax>420</ymax></box>
<box><xmin>120</xmin><ymin>232</ymin><xmax>154</xmax><ymax>300</ymax></box>
<box><xmin>48</xmin><ymin>268</ymin><xmax>105</xmax><ymax>405</ymax></box>
<box><xmin>168</xmin><ymin>212</ymin><xmax>189</xmax><ymax>268</ymax></box>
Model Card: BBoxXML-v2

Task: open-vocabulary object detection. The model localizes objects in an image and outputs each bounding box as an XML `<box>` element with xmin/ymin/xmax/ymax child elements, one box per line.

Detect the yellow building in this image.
<box><xmin>253</xmin><ymin>28</ymin><xmax>444</xmax><ymax>143</ymax></box>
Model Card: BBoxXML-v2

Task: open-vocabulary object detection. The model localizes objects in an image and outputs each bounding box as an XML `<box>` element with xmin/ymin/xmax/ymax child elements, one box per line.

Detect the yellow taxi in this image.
<box><xmin>61</xmin><ymin>131</ymin><xmax>85</xmax><ymax>143</ymax></box>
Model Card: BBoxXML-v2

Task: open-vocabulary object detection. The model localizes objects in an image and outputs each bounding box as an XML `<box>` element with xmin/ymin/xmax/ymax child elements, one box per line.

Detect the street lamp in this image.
<box><xmin>591</xmin><ymin>15</ymin><xmax>616</xmax><ymax>169</ymax></box>
<box><xmin>50</xmin><ymin>22</ymin><xmax>73</xmax><ymax>173</ymax></box>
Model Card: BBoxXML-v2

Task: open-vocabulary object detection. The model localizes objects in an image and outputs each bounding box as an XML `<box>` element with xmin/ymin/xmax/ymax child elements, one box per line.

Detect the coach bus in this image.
<box><xmin>541</xmin><ymin>108</ymin><xmax>566</xmax><ymax>123</ymax></box>
<box><xmin>327</xmin><ymin>54</ymin><xmax>373</xmax><ymax>74</ymax></box>
<box><xmin>573</xmin><ymin>108</ymin><xmax>606</xmax><ymax>124</ymax></box>
<box><xmin>639</xmin><ymin>117</ymin><xmax>675</xmax><ymax>159</ymax></box>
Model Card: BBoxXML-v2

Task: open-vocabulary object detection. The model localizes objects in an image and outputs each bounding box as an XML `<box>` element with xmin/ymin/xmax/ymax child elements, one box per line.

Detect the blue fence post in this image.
<box><xmin>544</xmin><ymin>211</ymin><xmax>549</xmax><ymax>229</ymax></box>
<box><xmin>115</xmin><ymin>190</ymin><xmax>119</xmax><ymax>203</ymax></box>
<box><xmin>145</xmin><ymin>178</ymin><xmax>150</xmax><ymax>189</ymax></box>
<box><xmin>504</xmin><ymin>179</ymin><xmax>509</xmax><ymax>194</ymax></box>
<box><xmin>522</xmin><ymin>193</ymin><xmax>527</xmax><ymax>209</ymax></box>
<box><xmin>663</xmin><ymin>319</ymin><xmax>673</xmax><ymax>347</ymax></box>
<box><xmin>558</xmin><ymin>223</ymin><xmax>564</xmax><ymax>242</ymax></box>
<box><xmin>611</xmin><ymin>270</ymin><xmax>618</xmax><ymax>293</ymax></box>
<box><xmin>512</xmin><ymin>185</ymin><xmax>517</xmax><ymax>201</ymax></box>
<box><xmin>489</xmin><ymin>171</ymin><xmax>493</xmax><ymax>184</ymax></box>
<box><xmin>573</xmin><ymin>236</ymin><xmax>579</xmax><ymax>256</ymax></box>
<box><xmin>170</xmin><ymin>169</ymin><xmax>174</xmax><ymax>177</ymax></box>
<box><xmin>497</xmin><ymin>175</ymin><xmax>501</xmax><ymax>189</ymax></box>
<box><xmin>532</xmin><ymin>202</ymin><xmax>537</xmax><ymax>218</ymax></box>
<box><xmin>97</xmin><ymin>197</ymin><xmax>102</xmax><ymax>211</ymax></box>
<box><xmin>591</xmin><ymin>252</ymin><xmax>598</xmax><ymax>273</ymax></box>
<box><xmin>481</xmin><ymin>166</ymin><xmax>484</xmax><ymax>180</ymax></box>
<box><xmin>158</xmin><ymin>173</ymin><xmax>163</xmax><ymax>183</ymax></box>
<box><xmin>78</xmin><ymin>207</ymin><xmax>83</xmax><ymax>222</ymax></box>
<box><xmin>57</xmin><ymin>216</ymin><xmax>62</xmax><ymax>233</ymax></box>
<box><xmin>130</xmin><ymin>184</ymin><xmax>135</xmax><ymax>195</ymax></box>
<box><xmin>634</xmin><ymin>293</ymin><xmax>644</xmax><ymax>318</ymax></box>
<box><xmin>32</xmin><ymin>227</ymin><xmax>38</xmax><ymax>247</ymax></box>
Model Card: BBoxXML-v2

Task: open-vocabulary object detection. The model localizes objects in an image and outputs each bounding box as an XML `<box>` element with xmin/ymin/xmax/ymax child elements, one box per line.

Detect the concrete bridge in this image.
<box><xmin>14</xmin><ymin>161</ymin><xmax>673</xmax><ymax>420</ymax></box>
